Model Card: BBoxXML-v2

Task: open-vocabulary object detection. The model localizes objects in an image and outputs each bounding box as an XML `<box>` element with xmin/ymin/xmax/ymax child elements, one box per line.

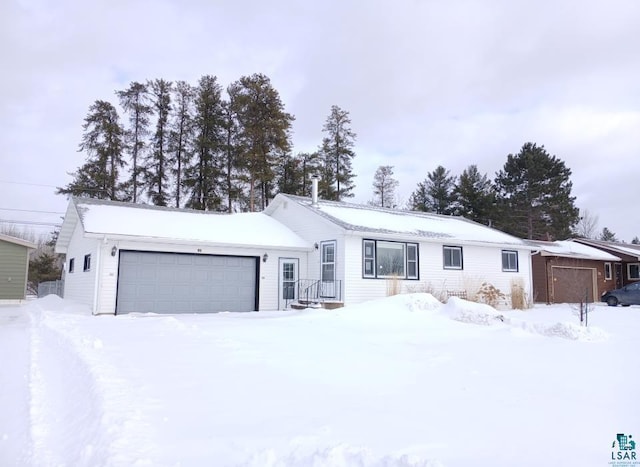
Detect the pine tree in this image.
<box><xmin>275</xmin><ymin>151</ymin><xmax>321</xmax><ymax>197</ymax></box>
<box><xmin>371</xmin><ymin>165</ymin><xmax>399</xmax><ymax>208</ymax></box>
<box><xmin>168</xmin><ymin>81</ymin><xmax>194</xmax><ymax>208</ymax></box>
<box><xmin>185</xmin><ymin>75</ymin><xmax>225</xmax><ymax>210</ymax></box>
<box><xmin>318</xmin><ymin>105</ymin><xmax>356</xmax><ymax>201</ymax></box>
<box><xmin>230</xmin><ymin>73</ymin><xmax>294</xmax><ymax>211</ymax></box>
<box><xmin>409</xmin><ymin>166</ymin><xmax>456</xmax><ymax>214</ymax></box>
<box><xmin>631</xmin><ymin>236</ymin><xmax>639</xmax><ymax>245</ymax></box>
<box><xmin>453</xmin><ymin>165</ymin><xmax>495</xmax><ymax>224</ymax></box>
<box><xmin>220</xmin><ymin>94</ymin><xmax>244</xmax><ymax>212</ymax></box>
<box><xmin>116</xmin><ymin>82</ymin><xmax>151</xmax><ymax>203</ymax></box>
<box><xmin>599</xmin><ymin>227</ymin><xmax>618</xmax><ymax>242</ymax></box>
<box><xmin>494</xmin><ymin>142</ymin><xmax>579</xmax><ymax>240</ymax></box>
<box><xmin>145</xmin><ymin>79</ymin><xmax>173</xmax><ymax>206</ymax></box>
<box><xmin>58</xmin><ymin>100</ymin><xmax>126</xmax><ymax>200</ymax></box>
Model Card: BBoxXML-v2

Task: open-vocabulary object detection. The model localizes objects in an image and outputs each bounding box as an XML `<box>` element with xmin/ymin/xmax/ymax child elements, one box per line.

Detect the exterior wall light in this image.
<box><xmin>111</xmin><ymin>246</ymin><xmax>117</xmax><ymax>257</ymax></box>
<box><xmin>262</xmin><ymin>253</ymin><xmax>269</xmax><ymax>263</ymax></box>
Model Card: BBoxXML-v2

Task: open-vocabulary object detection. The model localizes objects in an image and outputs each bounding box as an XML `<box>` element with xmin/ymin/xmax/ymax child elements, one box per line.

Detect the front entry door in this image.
<box><xmin>279</xmin><ymin>258</ymin><xmax>298</xmax><ymax>309</ymax></box>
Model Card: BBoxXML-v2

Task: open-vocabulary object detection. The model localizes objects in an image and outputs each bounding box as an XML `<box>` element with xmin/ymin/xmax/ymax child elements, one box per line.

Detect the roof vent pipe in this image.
<box><xmin>311</xmin><ymin>175</ymin><xmax>319</xmax><ymax>206</ymax></box>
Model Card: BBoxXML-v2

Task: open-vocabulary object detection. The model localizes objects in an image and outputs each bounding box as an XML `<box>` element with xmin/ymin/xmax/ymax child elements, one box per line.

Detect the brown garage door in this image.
<box><xmin>551</xmin><ymin>267</ymin><xmax>595</xmax><ymax>303</ymax></box>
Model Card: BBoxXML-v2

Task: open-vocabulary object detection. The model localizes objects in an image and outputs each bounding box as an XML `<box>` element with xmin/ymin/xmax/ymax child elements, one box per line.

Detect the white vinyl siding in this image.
<box><xmin>63</xmin><ymin>223</ymin><xmax>99</xmax><ymax>308</ymax></box>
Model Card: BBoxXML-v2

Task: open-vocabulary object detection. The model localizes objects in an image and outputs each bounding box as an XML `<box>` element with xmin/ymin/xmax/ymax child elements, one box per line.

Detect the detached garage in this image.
<box><xmin>55</xmin><ymin>198</ymin><xmax>311</xmax><ymax>315</ymax></box>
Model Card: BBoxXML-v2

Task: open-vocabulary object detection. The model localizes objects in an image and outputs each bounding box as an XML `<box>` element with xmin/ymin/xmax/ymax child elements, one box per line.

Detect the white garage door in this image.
<box><xmin>116</xmin><ymin>251</ymin><xmax>258</xmax><ymax>314</ymax></box>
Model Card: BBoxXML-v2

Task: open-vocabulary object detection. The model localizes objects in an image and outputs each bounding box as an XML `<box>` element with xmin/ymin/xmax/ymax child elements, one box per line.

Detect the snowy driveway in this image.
<box><xmin>1</xmin><ymin>295</ymin><xmax>638</xmax><ymax>467</ymax></box>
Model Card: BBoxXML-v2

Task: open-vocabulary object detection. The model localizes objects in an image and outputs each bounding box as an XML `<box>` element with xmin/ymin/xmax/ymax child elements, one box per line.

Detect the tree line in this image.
<box><xmin>58</xmin><ymin>74</ymin><xmax>357</xmax><ymax>212</ymax></box>
<box><xmin>58</xmin><ymin>74</ymin><xmax>635</xmax><ymax>243</ymax></box>
<box><xmin>370</xmin><ymin>143</ymin><xmax>636</xmax><ymax>242</ymax></box>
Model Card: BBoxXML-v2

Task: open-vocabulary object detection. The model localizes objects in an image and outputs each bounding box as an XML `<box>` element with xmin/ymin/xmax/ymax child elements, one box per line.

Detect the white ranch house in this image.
<box><xmin>56</xmin><ymin>189</ymin><xmax>535</xmax><ymax>315</ymax></box>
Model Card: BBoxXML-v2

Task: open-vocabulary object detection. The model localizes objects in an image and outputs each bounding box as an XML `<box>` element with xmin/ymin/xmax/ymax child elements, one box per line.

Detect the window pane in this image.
<box><xmin>408</xmin><ymin>261</ymin><xmax>417</xmax><ymax>278</ymax></box>
<box><xmin>444</xmin><ymin>247</ymin><xmax>462</xmax><ymax>269</ymax></box>
<box><xmin>364</xmin><ymin>259</ymin><xmax>374</xmax><ymax>276</ymax></box>
<box><xmin>502</xmin><ymin>250</ymin><xmax>518</xmax><ymax>271</ymax></box>
<box><xmin>629</xmin><ymin>264</ymin><xmax>640</xmax><ymax>279</ymax></box>
<box><xmin>322</xmin><ymin>264</ymin><xmax>335</xmax><ymax>281</ymax></box>
<box><xmin>323</xmin><ymin>244</ymin><xmax>335</xmax><ymax>262</ymax></box>
<box><xmin>377</xmin><ymin>241</ymin><xmax>405</xmax><ymax>276</ymax></box>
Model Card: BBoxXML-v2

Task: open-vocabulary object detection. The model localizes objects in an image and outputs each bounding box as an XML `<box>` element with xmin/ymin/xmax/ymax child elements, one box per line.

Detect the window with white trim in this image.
<box><xmin>363</xmin><ymin>240</ymin><xmax>418</xmax><ymax>279</ymax></box>
<box><xmin>502</xmin><ymin>250</ymin><xmax>519</xmax><ymax>272</ymax></box>
<box><xmin>69</xmin><ymin>258</ymin><xmax>75</xmax><ymax>273</ymax></box>
<box><xmin>443</xmin><ymin>246</ymin><xmax>463</xmax><ymax>270</ymax></box>
<box><xmin>83</xmin><ymin>254</ymin><xmax>91</xmax><ymax>272</ymax></box>
<box><xmin>628</xmin><ymin>263</ymin><xmax>640</xmax><ymax>280</ymax></box>
<box><xmin>604</xmin><ymin>262</ymin><xmax>612</xmax><ymax>280</ymax></box>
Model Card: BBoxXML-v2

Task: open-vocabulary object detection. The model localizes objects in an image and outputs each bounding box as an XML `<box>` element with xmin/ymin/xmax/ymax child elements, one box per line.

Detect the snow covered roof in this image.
<box><xmin>65</xmin><ymin>198</ymin><xmax>311</xmax><ymax>250</ymax></box>
<box><xmin>528</xmin><ymin>240</ymin><xmax>620</xmax><ymax>261</ymax></box>
<box><xmin>275</xmin><ymin>195</ymin><xmax>531</xmax><ymax>248</ymax></box>
<box><xmin>571</xmin><ymin>238</ymin><xmax>640</xmax><ymax>261</ymax></box>
<box><xmin>0</xmin><ymin>233</ymin><xmax>37</xmax><ymax>249</ymax></box>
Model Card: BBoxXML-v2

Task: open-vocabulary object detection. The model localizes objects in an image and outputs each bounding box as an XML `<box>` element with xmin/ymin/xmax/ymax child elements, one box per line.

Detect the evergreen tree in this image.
<box><xmin>168</xmin><ymin>81</ymin><xmax>194</xmax><ymax>208</ymax></box>
<box><xmin>185</xmin><ymin>75</ymin><xmax>225</xmax><ymax>210</ymax></box>
<box><xmin>230</xmin><ymin>73</ymin><xmax>294</xmax><ymax>211</ymax></box>
<box><xmin>274</xmin><ymin>151</ymin><xmax>322</xmax><ymax>197</ymax></box>
<box><xmin>318</xmin><ymin>105</ymin><xmax>356</xmax><ymax>201</ymax></box>
<box><xmin>409</xmin><ymin>165</ymin><xmax>456</xmax><ymax>214</ymax></box>
<box><xmin>145</xmin><ymin>79</ymin><xmax>173</xmax><ymax>206</ymax></box>
<box><xmin>632</xmin><ymin>236</ymin><xmax>639</xmax><ymax>245</ymax></box>
<box><xmin>220</xmin><ymin>93</ymin><xmax>244</xmax><ymax>212</ymax></box>
<box><xmin>28</xmin><ymin>252</ymin><xmax>61</xmax><ymax>286</ymax></box>
<box><xmin>58</xmin><ymin>100</ymin><xmax>126</xmax><ymax>200</ymax></box>
<box><xmin>116</xmin><ymin>81</ymin><xmax>151</xmax><ymax>203</ymax></box>
<box><xmin>494</xmin><ymin>142</ymin><xmax>579</xmax><ymax>240</ymax></box>
<box><xmin>599</xmin><ymin>227</ymin><xmax>618</xmax><ymax>242</ymax></box>
<box><xmin>453</xmin><ymin>165</ymin><xmax>495</xmax><ymax>224</ymax></box>
<box><xmin>371</xmin><ymin>165</ymin><xmax>399</xmax><ymax>208</ymax></box>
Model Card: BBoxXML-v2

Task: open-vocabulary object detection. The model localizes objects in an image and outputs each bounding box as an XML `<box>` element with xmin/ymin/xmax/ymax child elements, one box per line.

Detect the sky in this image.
<box><xmin>1</xmin><ymin>0</ymin><xmax>639</xmax><ymax>242</ymax></box>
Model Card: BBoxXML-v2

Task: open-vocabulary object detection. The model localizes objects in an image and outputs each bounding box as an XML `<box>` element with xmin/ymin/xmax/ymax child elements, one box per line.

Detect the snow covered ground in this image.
<box><xmin>1</xmin><ymin>294</ymin><xmax>638</xmax><ymax>467</ymax></box>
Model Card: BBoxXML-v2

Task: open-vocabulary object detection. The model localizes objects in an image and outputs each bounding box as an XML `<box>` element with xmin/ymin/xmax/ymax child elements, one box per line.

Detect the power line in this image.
<box><xmin>0</xmin><ymin>207</ymin><xmax>64</xmax><ymax>215</ymax></box>
<box><xmin>0</xmin><ymin>219</ymin><xmax>62</xmax><ymax>227</ymax></box>
<box><xmin>0</xmin><ymin>180</ymin><xmax>59</xmax><ymax>188</ymax></box>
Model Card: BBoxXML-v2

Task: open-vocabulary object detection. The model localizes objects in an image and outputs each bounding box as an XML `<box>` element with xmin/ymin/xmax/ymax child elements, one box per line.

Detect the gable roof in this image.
<box><xmin>528</xmin><ymin>239</ymin><xmax>620</xmax><ymax>261</ymax></box>
<box><xmin>268</xmin><ymin>194</ymin><xmax>532</xmax><ymax>248</ymax></box>
<box><xmin>0</xmin><ymin>233</ymin><xmax>37</xmax><ymax>250</ymax></box>
<box><xmin>571</xmin><ymin>238</ymin><xmax>640</xmax><ymax>261</ymax></box>
<box><xmin>56</xmin><ymin>198</ymin><xmax>312</xmax><ymax>251</ymax></box>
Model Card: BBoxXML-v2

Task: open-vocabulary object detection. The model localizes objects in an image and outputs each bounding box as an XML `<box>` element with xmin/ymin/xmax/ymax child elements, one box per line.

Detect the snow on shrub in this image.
<box><xmin>443</xmin><ymin>296</ymin><xmax>509</xmax><ymax>326</ymax></box>
<box><xmin>517</xmin><ymin>321</ymin><xmax>608</xmax><ymax>342</ymax></box>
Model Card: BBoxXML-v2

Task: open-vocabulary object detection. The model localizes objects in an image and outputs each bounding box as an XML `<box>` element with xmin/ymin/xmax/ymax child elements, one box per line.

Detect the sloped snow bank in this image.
<box><xmin>515</xmin><ymin>320</ymin><xmax>608</xmax><ymax>341</ymax></box>
<box><xmin>442</xmin><ymin>297</ymin><xmax>608</xmax><ymax>341</ymax></box>
<box><xmin>242</xmin><ymin>443</ymin><xmax>443</xmax><ymax>467</ymax></box>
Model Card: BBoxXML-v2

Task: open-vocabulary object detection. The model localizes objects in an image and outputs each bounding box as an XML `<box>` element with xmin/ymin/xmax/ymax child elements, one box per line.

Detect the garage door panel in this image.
<box><xmin>117</xmin><ymin>251</ymin><xmax>257</xmax><ymax>314</ymax></box>
<box><xmin>552</xmin><ymin>267</ymin><xmax>595</xmax><ymax>303</ymax></box>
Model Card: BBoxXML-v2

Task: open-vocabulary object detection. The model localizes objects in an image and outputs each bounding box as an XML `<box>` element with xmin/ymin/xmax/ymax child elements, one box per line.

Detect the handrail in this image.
<box><xmin>286</xmin><ymin>279</ymin><xmax>342</xmax><ymax>308</ymax></box>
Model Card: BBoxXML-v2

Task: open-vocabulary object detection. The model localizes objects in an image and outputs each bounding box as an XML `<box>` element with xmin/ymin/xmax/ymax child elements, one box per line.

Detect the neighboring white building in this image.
<box><xmin>56</xmin><ymin>190</ymin><xmax>535</xmax><ymax>315</ymax></box>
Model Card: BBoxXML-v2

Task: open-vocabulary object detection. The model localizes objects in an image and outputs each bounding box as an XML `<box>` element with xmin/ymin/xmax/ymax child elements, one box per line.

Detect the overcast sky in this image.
<box><xmin>2</xmin><ymin>0</ymin><xmax>639</xmax><ymax>241</ymax></box>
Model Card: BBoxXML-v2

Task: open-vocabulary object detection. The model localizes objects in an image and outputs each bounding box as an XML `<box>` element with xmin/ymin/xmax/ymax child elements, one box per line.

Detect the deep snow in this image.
<box><xmin>0</xmin><ymin>295</ymin><xmax>638</xmax><ymax>467</ymax></box>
